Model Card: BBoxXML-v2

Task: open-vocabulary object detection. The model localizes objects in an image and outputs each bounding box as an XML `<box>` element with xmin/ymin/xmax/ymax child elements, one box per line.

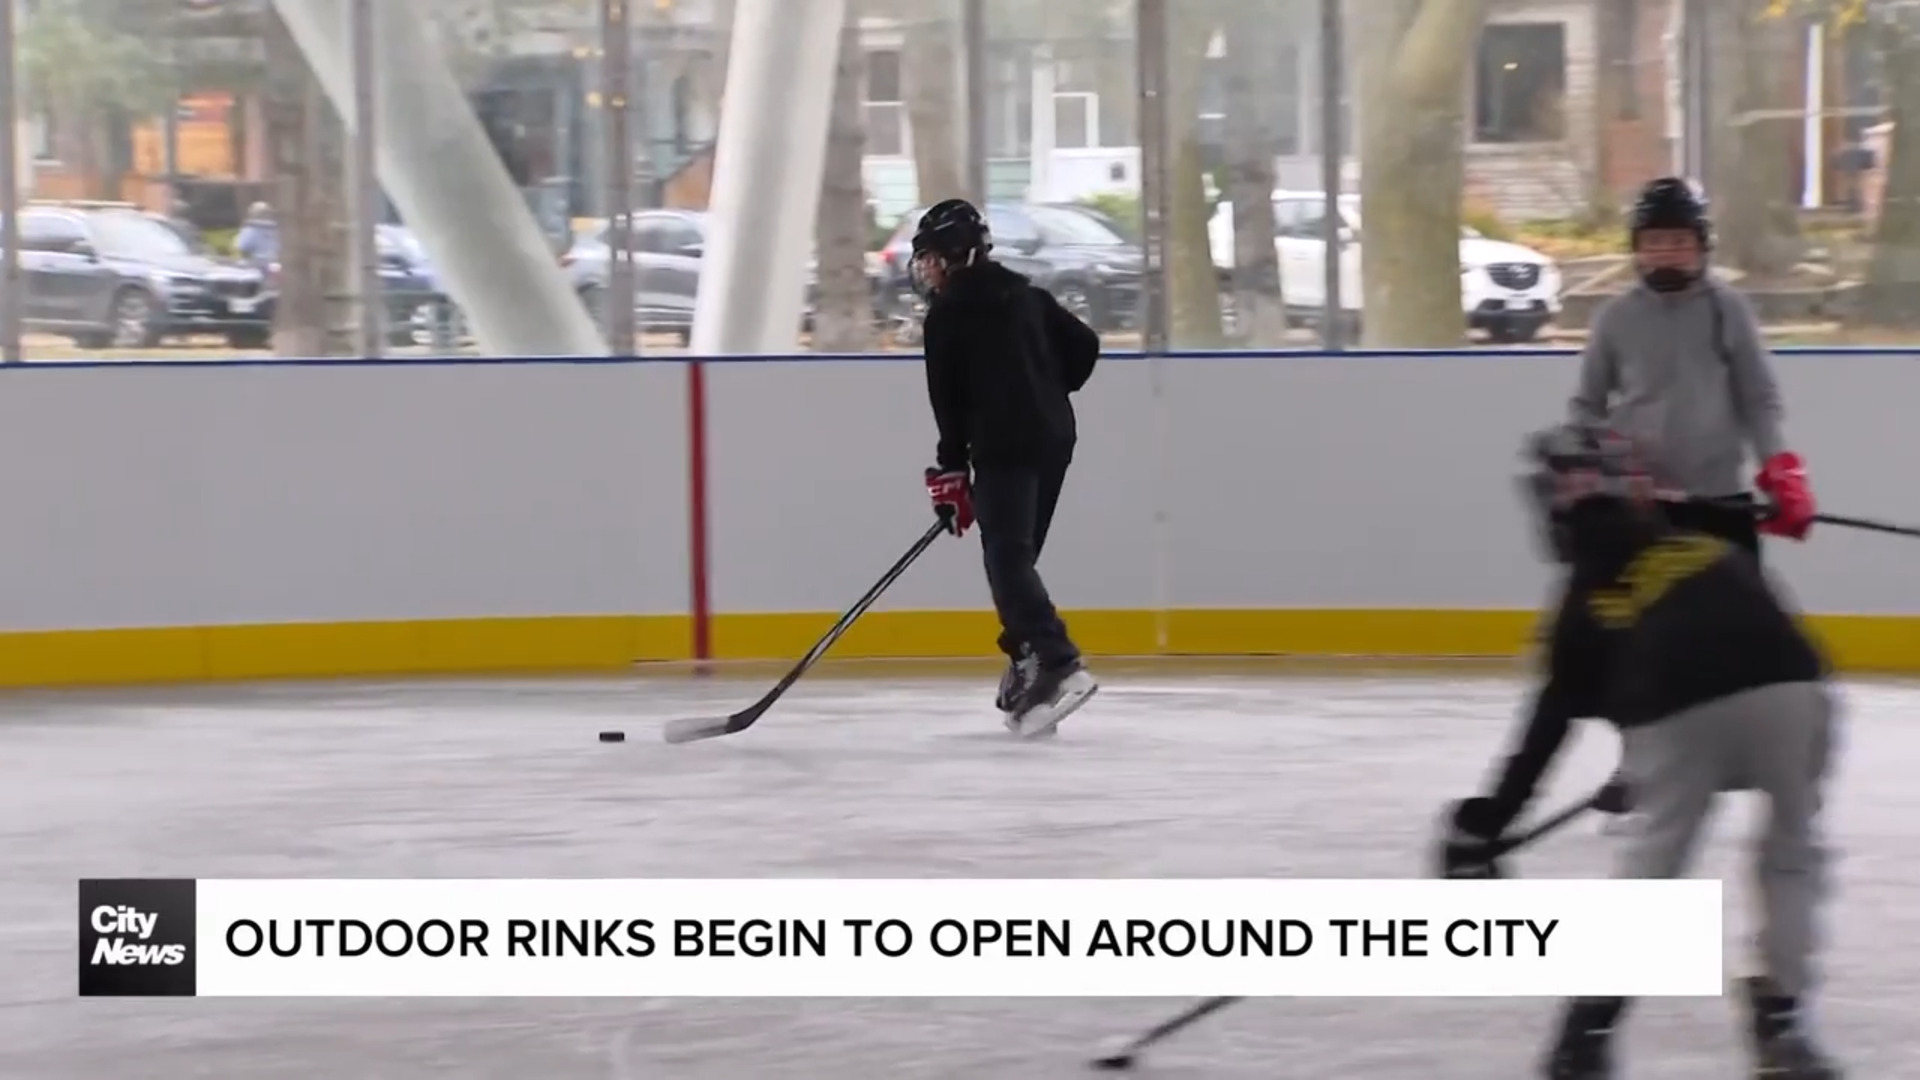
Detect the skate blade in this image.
<box><xmin>1600</xmin><ymin>814</ymin><xmax>1641</xmax><ymax>837</ymax></box>
<box><xmin>1014</xmin><ymin>677</ymin><xmax>1098</xmax><ymax>739</ymax></box>
<box><xmin>1002</xmin><ymin>712</ymin><xmax>1058</xmax><ymax>738</ymax></box>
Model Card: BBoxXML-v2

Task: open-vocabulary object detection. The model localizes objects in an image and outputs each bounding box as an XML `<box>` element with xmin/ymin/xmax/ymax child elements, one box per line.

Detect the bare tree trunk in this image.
<box><xmin>1591</xmin><ymin>0</ymin><xmax>1632</xmax><ymax>221</ymax></box>
<box><xmin>1706</xmin><ymin>0</ymin><xmax>1803</xmax><ymax>277</ymax></box>
<box><xmin>263</xmin><ymin>7</ymin><xmax>349</xmax><ymax>357</ymax></box>
<box><xmin>710</xmin><ymin>0</ymin><xmax>739</xmax><ymax>107</ymax></box>
<box><xmin>1167</xmin><ymin>3</ymin><xmax>1224</xmax><ymax>348</ymax></box>
<box><xmin>1221</xmin><ymin>5</ymin><xmax>1287</xmax><ymax>345</ymax></box>
<box><xmin>814</xmin><ymin>0</ymin><xmax>873</xmax><ymax>352</ymax></box>
<box><xmin>903</xmin><ymin>5</ymin><xmax>967</xmax><ymax>204</ymax></box>
<box><xmin>1863</xmin><ymin>22</ymin><xmax>1920</xmax><ymax>327</ymax></box>
<box><xmin>1351</xmin><ymin>0</ymin><xmax>1488</xmax><ymax>348</ymax></box>
<box><xmin>263</xmin><ymin>9</ymin><xmax>322</xmax><ymax>357</ymax></box>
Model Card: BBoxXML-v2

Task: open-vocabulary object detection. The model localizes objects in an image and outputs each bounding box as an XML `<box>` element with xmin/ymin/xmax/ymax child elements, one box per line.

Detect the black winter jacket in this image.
<box><xmin>922</xmin><ymin>261</ymin><xmax>1099</xmax><ymax>471</ymax></box>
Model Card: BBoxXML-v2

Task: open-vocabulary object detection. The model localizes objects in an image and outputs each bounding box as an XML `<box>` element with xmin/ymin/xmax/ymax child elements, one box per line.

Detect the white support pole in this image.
<box><xmin>1803</xmin><ymin>22</ymin><xmax>1824</xmax><ymax>209</ymax></box>
<box><xmin>1028</xmin><ymin>44</ymin><xmax>1056</xmax><ymax>203</ymax></box>
<box><xmin>1</xmin><ymin>0</ymin><xmax>21</xmax><ymax>364</ymax></box>
<box><xmin>270</xmin><ymin>0</ymin><xmax>603</xmax><ymax>357</ymax></box>
<box><xmin>691</xmin><ymin>0</ymin><xmax>846</xmax><ymax>356</ymax></box>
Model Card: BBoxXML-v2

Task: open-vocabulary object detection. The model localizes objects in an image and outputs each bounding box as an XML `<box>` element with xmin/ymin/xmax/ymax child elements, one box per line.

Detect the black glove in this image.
<box><xmin>1435</xmin><ymin>797</ymin><xmax>1510</xmax><ymax>879</ymax></box>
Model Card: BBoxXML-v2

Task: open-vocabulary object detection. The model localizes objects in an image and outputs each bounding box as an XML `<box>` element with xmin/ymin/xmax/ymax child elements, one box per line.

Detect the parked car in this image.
<box><xmin>1207</xmin><ymin>190</ymin><xmax>1563</xmax><ymax>343</ymax></box>
<box><xmin>877</xmin><ymin>202</ymin><xmax>1144</xmax><ymax>332</ymax></box>
<box><xmin>563</xmin><ymin>210</ymin><xmax>711</xmax><ymax>343</ymax></box>
<box><xmin>4</xmin><ymin>201</ymin><xmax>271</xmax><ymax>349</ymax></box>
<box><xmin>1042</xmin><ymin>201</ymin><xmax>1139</xmax><ymax>244</ymax></box>
<box><xmin>375</xmin><ymin>224</ymin><xmax>467</xmax><ymax>348</ymax></box>
<box><xmin>563</xmin><ymin>210</ymin><xmax>880</xmax><ymax>344</ymax></box>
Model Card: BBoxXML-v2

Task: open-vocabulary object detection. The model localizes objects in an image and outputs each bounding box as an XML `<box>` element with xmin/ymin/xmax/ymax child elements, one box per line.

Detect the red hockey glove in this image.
<box><xmin>1756</xmin><ymin>452</ymin><xmax>1815</xmax><ymax>540</ymax></box>
<box><xmin>924</xmin><ymin>467</ymin><xmax>973</xmax><ymax>536</ymax></box>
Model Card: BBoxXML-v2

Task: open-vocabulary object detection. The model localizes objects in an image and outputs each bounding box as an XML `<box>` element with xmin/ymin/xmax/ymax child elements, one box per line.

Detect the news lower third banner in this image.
<box><xmin>78</xmin><ymin>878</ymin><xmax>1723</xmax><ymax>998</ymax></box>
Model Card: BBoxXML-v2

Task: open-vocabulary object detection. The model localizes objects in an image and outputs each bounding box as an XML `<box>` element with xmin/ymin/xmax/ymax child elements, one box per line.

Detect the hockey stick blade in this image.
<box><xmin>661</xmin><ymin>708</ymin><xmax>760</xmax><ymax>745</ymax></box>
<box><xmin>1088</xmin><ymin>995</ymin><xmax>1243</xmax><ymax>1070</ymax></box>
<box><xmin>660</xmin><ymin>519</ymin><xmax>949</xmax><ymax>745</ymax></box>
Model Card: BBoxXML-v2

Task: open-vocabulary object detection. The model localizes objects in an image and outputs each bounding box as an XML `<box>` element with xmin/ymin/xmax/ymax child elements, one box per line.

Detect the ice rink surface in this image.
<box><xmin>3</xmin><ymin>662</ymin><xmax>1917</xmax><ymax>1079</ymax></box>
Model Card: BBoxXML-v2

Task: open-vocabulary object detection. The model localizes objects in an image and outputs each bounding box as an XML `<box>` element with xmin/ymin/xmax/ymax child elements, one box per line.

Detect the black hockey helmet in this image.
<box><xmin>912</xmin><ymin>198</ymin><xmax>991</xmax><ymax>260</ymax></box>
<box><xmin>1629</xmin><ymin>176</ymin><xmax>1711</xmax><ymax>246</ymax></box>
<box><xmin>909</xmin><ymin>198</ymin><xmax>991</xmax><ymax>295</ymax></box>
<box><xmin>1518</xmin><ymin>423</ymin><xmax>1669</xmax><ymax>563</ymax></box>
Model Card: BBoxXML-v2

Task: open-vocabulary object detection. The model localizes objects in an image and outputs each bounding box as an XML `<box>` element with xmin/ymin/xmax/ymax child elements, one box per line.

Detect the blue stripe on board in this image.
<box><xmin>3</xmin><ymin>345</ymin><xmax>1919</xmax><ymax>370</ymax></box>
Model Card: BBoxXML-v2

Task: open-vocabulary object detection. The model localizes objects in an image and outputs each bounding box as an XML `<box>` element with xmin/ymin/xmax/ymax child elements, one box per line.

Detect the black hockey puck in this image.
<box><xmin>598</xmin><ymin>730</ymin><xmax>626</xmax><ymax>743</ymax></box>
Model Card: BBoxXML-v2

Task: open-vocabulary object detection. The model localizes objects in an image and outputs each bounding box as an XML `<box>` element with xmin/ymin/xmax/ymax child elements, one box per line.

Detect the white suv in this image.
<box><xmin>1208</xmin><ymin>190</ymin><xmax>1563</xmax><ymax>344</ymax></box>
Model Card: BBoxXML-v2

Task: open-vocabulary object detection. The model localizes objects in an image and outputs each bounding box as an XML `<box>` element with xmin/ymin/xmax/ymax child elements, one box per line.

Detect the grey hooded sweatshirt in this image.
<box><xmin>1569</xmin><ymin>278</ymin><xmax>1786</xmax><ymax>499</ymax></box>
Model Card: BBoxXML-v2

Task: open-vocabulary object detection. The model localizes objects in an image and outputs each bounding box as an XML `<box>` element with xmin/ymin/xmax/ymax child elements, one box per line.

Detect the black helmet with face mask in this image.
<box><xmin>909</xmin><ymin>198</ymin><xmax>992</xmax><ymax>295</ymax></box>
<box><xmin>1628</xmin><ymin>177</ymin><xmax>1711</xmax><ymax>293</ymax></box>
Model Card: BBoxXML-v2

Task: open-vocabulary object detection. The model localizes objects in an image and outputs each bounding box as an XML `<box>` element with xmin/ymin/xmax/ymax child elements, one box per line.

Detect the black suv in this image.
<box><xmin>877</xmin><ymin>202</ymin><xmax>1144</xmax><ymax>334</ymax></box>
<box><xmin>5</xmin><ymin>202</ymin><xmax>271</xmax><ymax>349</ymax></box>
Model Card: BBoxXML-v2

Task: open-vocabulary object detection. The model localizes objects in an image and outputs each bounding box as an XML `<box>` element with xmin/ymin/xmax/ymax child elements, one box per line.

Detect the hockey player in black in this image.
<box><xmin>911</xmin><ymin>198</ymin><xmax>1101</xmax><ymax>738</ymax></box>
<box><xmin>1438</xmin><ymin>424</ymin><xmax>1840</xmax><ymax>1080</ymax></box>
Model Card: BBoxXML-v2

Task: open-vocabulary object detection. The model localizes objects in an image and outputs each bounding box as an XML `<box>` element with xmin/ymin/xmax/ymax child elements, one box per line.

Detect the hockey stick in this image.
<box><xmin>1087</xmin><ymin>785</ymin><xmax>1606</xmax><ymax>1071</ymax></box>
<box><xmin>662</xmin><ymin>514</ymin><xmax>951</xmax><ymax>744</ymax></box>
<box><xmin>1495</xmin><ymin>787</ymin><xmax>1601</xmax><ymax>856</ymax></box>
<box><xmin>1716</xmin><ymin>497</ymin><xmax>1920</xmax><ymax>541</ymax></box>
<box><xmin>1087</xmin><ymin>787</ymin><xmax>1606</xmax><ymax>1071</ymax></box>
<box><xmin>1813</xmin><ymin>512</ymin><xmax>1920</xmax><ymax>540</ymax></box>
<box><xmin>1088</xmin><ymin>995</ymin><xmax>1242</xmax><ymax>1071</ymax></box>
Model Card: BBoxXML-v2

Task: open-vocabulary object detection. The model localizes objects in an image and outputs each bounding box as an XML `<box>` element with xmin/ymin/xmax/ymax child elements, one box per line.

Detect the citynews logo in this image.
<box><xmin>78</xmin><ymin>879</ymin><xmax>197</xmax><ymax>997</ymax></box>
<box><xmin>90</xmin><ymin>905</ymin><xmax>185</xmax><ymax>966</ymax></box>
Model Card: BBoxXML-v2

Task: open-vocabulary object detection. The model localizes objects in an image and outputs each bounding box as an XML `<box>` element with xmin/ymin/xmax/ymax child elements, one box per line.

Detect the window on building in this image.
<box><xmin>1053</xmin><ymin>53</ymin><xmax>1120</xmax><ymax>149</ymax></box>
<box><xmin>29</xmin><ymin>112</ymin><xmax>55</xmax><ymax>161</ymax></box>
<box><xmin>1054</xmin><ymin>92</ymin><xmax>1098</xmax><ymax>150</ymax></box>
<box><xmin>864</xmin><ymin>48</ymin><xmax>907</xmax><ymax>157</ymax></box>
<box><xmin>1273</xmin><ymin>42</ymin><xmax>1302</xmax><ymax>157</ymax></box>
<box><xmin>1475</xmin><ymin>23</ymin><xmax>1568</xmax><ymax>143</ymax></box>
<box><xmin>987</xmin><ymin>54</ymin><xmax>1030</xmax><ymax>158</ymax></box>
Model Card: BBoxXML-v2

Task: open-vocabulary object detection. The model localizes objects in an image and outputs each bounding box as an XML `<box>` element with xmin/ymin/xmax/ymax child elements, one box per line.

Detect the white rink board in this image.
<box><xmin>0</xmin><ymin>352</ymin><xmax>1914</xmax><ymax>631</ymax></box>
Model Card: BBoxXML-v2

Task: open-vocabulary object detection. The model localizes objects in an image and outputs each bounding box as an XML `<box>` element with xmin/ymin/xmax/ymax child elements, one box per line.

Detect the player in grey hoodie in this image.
<box><xmin>1561</xmin><ymin>178</ymin><xmax>1820</xmax><ymax>832</ymax></box>
<box><xmin>1571</xmin><ymin>177</ymin><xmax>1817</xmax><ymax>549</ymax></box>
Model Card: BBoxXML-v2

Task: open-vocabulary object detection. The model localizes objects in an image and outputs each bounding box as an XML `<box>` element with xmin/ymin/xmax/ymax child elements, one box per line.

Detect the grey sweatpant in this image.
<box><xmin>1614</xmin><ymin>682</ymin><xmax>1836</xmax><ymax>997</ymax></box>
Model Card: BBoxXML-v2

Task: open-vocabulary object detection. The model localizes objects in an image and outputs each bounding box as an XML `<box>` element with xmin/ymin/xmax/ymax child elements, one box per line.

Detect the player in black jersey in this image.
<box><xmin>913</xmin><ymin>198</ymin><xmax>1101</xmax><ymax>737</ymax></box>
<box><xmin>1437</xmin><ymin>424</ymin><xmax>1841</xmax><ymax>1080</ymax></box>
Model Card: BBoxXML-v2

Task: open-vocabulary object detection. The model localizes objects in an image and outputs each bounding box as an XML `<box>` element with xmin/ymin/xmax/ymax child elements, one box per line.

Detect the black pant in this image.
<box><xmin>971</xmin><ymin>456</ymin><xmax>1078</xmax><ymax>668</ymax></box>
<box><xmin>1664</xmin><ymin>496</ymin><xmax>1762</xmax><ymax>562</ymax></box>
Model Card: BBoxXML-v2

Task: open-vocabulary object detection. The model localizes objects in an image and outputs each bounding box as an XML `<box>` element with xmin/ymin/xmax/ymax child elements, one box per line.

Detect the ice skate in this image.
<box><xmin>1540</xmin><ymin>1000</ymin><xmax>1618</xmax><ymax>1080</ymax></box>
<box><xmin>1740</xmin><ymin>978</ymin><xmax>1843</xmax><ymax>1079</ymax></box>
<box><xmin>1009</xmin><ymin>660</ymin><xmax>1097</xmax><ymax>739</ymax></box>
<box><xmin>995</xmin><ymin>645</ymin><xmax>1039</xmax><ymax>727</ymax></box>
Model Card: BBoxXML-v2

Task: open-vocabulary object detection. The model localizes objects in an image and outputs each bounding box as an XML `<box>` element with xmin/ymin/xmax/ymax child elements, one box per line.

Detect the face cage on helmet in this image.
<box><xmin>909</xmin><ymin>246</ymin><xmax>981</xmax><ymax>296</ymax></box>
<box><xmin>909</xmin><ymin>250</ymin><xmax>943</xmax><ymax>296</ymax></box>
<box><xmin>1516</xmin><ymin>465</ymin><xmax>1665</xmax><ymax>564</ymax></box>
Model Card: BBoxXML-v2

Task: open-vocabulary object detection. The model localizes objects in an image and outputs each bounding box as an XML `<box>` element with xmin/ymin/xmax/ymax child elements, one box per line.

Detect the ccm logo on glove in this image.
<box><xmin>1756</xmin><ymin>452</ymin><xmax>1815</xmax><ymax>540</ymax></box>
<box><xmin>924</xmin><ymin>468</ymin><xmax>974</xmax><ymax>536</ymax></box>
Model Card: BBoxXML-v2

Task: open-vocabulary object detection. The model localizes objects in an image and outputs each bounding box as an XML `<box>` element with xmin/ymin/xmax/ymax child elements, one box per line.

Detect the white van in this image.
<box><xmin>1208</xmin><ymin>190</ymin><xmax>1563</xmax><ymax>343</ymax></box>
